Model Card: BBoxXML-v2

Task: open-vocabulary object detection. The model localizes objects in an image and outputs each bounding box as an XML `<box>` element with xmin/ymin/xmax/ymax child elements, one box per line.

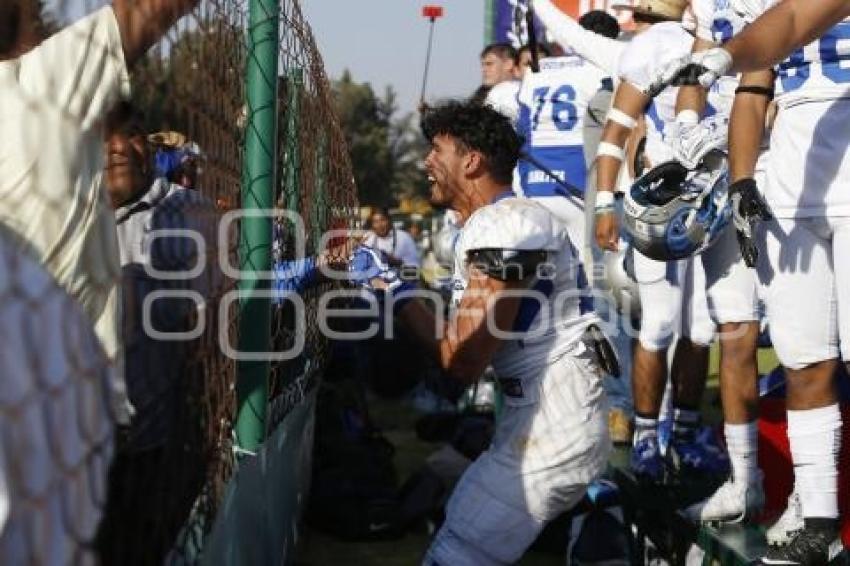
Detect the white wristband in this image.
<box><xmin>676</xmin><ymin>109</ymin><xmax>700</xmax><ymax>125</ymax></box>
<box><xmin>595</xmin><ymin>191</ymin><xmax>615</xmax><ymax>207</ymax></box>
<box><xmin>607</xmin><ymin>108</ymin><xmax>637</xmax><ymax>129</ymax></box>
<box><xmin>597</xmin><ymin>142</ymin><xmax>625</xmax><ymax>161</ymax></box>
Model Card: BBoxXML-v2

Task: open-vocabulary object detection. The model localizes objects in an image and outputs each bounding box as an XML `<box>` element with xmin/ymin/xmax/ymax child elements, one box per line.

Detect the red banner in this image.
<box><xmin>552</xmin><ymin>0</ymin><xmax>637</xmax><ymax>30</ymax></box>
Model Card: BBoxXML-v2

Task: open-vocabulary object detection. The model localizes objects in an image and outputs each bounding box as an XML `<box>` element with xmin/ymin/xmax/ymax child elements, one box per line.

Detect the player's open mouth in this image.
<box><xmin>107</xmin><ymin>154</ymin><xmax>129</xmax><ymax>168</ymax></box>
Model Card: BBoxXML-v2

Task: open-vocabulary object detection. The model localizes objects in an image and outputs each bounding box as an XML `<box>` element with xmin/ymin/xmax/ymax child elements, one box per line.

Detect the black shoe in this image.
<box><xmin>761</xmin><ymin>526</ymin><xmax>845</xmax><ymax>565</ymax></box>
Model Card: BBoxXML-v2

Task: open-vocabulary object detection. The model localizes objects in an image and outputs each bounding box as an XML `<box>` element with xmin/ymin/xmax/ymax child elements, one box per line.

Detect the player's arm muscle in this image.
<box><xmin>398</xmin><ymin>270</ymin><xmax>524</xmax><ymax>383</ymax></box>
<box><xmin>112</xmin><ymin>0</ymin><xmax>199</xmax><ymax>67</ymax></box>
<box><xmin>728</xmin><ymin>69</ymin><xmax>773</xmax><ymax>182</ymax></box>
<box><xmin>725</xmin><ymin>0</ymin><xmax>850</xmax><ymax>73</ymax></box>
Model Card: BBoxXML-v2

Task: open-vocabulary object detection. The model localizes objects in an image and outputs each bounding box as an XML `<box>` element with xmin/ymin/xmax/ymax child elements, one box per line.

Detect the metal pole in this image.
<box><xmin>419</xmin><ymin>18</ymin><xmax>437</xmax><ymax>107</ymax></box>
<box><xmin>235</xmin><ymin>0</ymin><xmax>281</xmax><ymax>453</ymax></box>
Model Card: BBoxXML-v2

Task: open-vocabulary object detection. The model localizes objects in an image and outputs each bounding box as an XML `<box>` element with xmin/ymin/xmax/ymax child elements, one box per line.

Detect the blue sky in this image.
<box><xmin>58</xmin><ymin>0</ymin><xmax>484</xmax><ymax>115</ymax></box>
<box><xmin>300</xmin><ymin>1</ymin><xmax>484</xmax><ymax>115</ymax></box>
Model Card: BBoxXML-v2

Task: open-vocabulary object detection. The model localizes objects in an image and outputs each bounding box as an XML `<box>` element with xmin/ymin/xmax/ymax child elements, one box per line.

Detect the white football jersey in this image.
<box><xmin>516</xmin><ymin>56</ymin><xmax>610</xmax><ymax>196</ymax></box>
<box><xmin>450</xmin><ymin>196</ymin><xmax>600</xmax><ymax>379</ymax></box>
<box><xmin>485</xmin><ymin>80</ymin><xmax>521</xmax><ymax>122</ymax></box>
<box><xmin>618</xmin><ymin>22</ymin><xmax>693</xmax><ymax>164</ymax></box>
<box><xmin>692</xmin><ymin>0</ymin><xmax>765</xmax><ymax>115</ymax></box>
<box><xmin>773</xmin><ymin>17</ymin><xmax>850</xmax><ymax>107</ymax></box>
<box><xmin>618</xmin><ymin>22</ymin><xmax>725</xmax><ymax>164</ymax></box>
<box><xmin>753</xmin><ymin>2</ymin><xmax>850</xmax><ymax>217</ymax></box>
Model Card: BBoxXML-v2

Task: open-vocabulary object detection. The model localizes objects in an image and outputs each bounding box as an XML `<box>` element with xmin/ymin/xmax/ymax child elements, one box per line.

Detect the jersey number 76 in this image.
<box><xmin>531</xmin><ymin>85</ymin><xmax>579</xmax><ymax>132</ymax></box>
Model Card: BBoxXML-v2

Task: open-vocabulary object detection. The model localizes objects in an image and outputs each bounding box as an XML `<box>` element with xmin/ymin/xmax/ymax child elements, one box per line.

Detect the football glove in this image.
<box><xmin>274</xmin><ymin>256</ymin><xmax>318</xmax><ymax>296</ymax></box>
<box><xmin>348</xmin><ymin>246</ymin><xmax>416</xmax><ymax>311</ymax></box>
<box><xmin>728</xmin><ymin>178</ymin><xmax>772</xmax><ymax>268</ymax></box>
<box><xmin>666</xmin><ymin>116</ymin><xmax>729</xmax><ymax>170</ymax></box>
<box><xmin>645</xmin><ymin>47</ymin><xmax>733</xmax><ymax>98</ymax></box>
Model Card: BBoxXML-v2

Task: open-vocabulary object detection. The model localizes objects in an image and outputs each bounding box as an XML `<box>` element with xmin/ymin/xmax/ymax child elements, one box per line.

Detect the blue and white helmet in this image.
<box><xmin>622</xmin><ymin>150</ymin><xmax>731</xmax><ymax>261</ymax></box>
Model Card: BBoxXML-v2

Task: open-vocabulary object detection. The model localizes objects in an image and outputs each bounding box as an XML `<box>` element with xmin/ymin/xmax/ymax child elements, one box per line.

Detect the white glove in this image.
<box><xmin>644</xmin><ymin>47</ymin><xmax>733</xmax><ymax>97</ymax></box>
<box><xmin>666</xmin><ymin>115</ymin><xmax>729</xmax><ymax>170</ymax></box>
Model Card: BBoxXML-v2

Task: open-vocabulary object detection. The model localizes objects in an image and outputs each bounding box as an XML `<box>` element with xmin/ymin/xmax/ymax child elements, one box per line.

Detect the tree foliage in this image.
<box><xmin>332</xmin><ymin>71</ymin><xmax>429</xmax><ymax>208</ymax></box>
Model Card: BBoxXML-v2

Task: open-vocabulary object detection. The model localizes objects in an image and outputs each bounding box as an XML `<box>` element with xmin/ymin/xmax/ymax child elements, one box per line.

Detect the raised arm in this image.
<box><xmin>532</xmin><ymin>0</ymin><xmax>624</xmax><ymax>76</ymax></box>
<box><xmin>725</xmin><ymin>0</ymin><xmax>850</xmax><ymax>73</ymax></box>
<box><xmin>112</xmin><ymin>0</ymin><xmax>199</xmax><ymax>67</ymax></box>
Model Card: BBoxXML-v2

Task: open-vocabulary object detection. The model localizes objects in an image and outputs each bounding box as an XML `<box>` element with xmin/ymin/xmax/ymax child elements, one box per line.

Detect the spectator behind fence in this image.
<box><xmin>148</xmin><ymin>130</ymin><xmax>206</xmax><ymax>190</ymax></box>
<box><xmin>470</xmin><ymin>42</ymin><xmax>517</xmax><ymax>105</ymax></box>
<box><xmin>0</xmin><ymin>0</ymin><xmax>200</xmax><ymax>423</ymax></box>
<box><xmin>363</xmin><ymin>207</ymin><xmax>421</xmax><ymax>270</ymax></box>
<box><xmin>97</xmin><ymin>102</ymin><xmax>220</xmax><ymax>564</ymax></box>
<box><xmin>104</xmin><ymin>101</ymin><xmax>220</xmax><ymax>451</ymax></box>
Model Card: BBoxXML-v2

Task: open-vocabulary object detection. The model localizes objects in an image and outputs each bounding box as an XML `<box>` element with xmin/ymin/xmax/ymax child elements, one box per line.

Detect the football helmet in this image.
<box><xmin>622</xmin><ymin>150</ymin><xmax>731</xmax><ymax>261</ymax></box>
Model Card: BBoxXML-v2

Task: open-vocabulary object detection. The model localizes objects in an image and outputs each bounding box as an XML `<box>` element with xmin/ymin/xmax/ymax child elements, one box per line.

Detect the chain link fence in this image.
<box><xmin>5</xmin><ymin>0</ymin><xmax>357</xmax><ymax>563</ymax></box>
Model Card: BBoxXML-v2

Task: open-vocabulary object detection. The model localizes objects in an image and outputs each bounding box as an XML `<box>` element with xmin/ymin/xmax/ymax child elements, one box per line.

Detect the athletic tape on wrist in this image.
<box><xmin>607</xmin><ymin>108</ymin><xmax>637</xmax><ymax>129</ymax></box>
<box><xmin>595</xmin><ymin>190</ymin><xmax>615</xmax><ymax>208</ymax></box>
<box><xmin>597</xmin><ymin>142</ymin><xmax>625</xmax><ymax>161</ymax></box>
<box><xmin>676</xmin><ymin>109</ymin><xmax>700</xmax><ymax>125</ymax></box>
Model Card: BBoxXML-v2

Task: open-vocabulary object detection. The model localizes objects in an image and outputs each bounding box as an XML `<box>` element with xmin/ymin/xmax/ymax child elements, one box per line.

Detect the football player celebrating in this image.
<box><xmin>367</xmin><ymin>101</ymin><xmax>612</xmax><ymax>565</ymax></box>
<box><xmin>725</xmin><ymin>6</ymin><xmax>849</xmax><ymax>563</ymax></box>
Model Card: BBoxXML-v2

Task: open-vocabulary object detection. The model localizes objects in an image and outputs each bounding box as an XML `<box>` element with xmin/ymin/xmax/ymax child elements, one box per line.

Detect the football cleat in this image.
<box><xmin>766</xmin><ymin>491</ymin><xmax>804</xmax><ymax>547</ymax></box>
<box><xmin>761</xmin><ymin>526</ymin><xmax>845</xmax><ymax>565</ymax></box>
<box><xmin>684</xmin><ymin>474</ymin><xmax>764</xmax><ymax>523</ymax></box>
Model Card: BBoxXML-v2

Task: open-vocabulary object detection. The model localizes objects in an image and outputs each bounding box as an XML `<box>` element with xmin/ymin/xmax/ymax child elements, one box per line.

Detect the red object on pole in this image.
<box><xmin>422</xmin><ymin>5</ymin><xmax>443</xmax><ymax>19</ymax></box>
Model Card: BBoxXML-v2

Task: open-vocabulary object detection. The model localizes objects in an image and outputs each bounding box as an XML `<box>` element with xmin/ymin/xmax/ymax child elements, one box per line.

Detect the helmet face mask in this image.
<box><xmin>623</xmin><ymin>150</ymin><xmax>731</xmax><ymax>261</ymax></box>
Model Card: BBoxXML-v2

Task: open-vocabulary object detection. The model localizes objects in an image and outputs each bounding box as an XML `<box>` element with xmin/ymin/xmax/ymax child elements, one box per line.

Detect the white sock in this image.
<box><xmin>634</xmin><ymin>415</ymin><xmax>658</xmax><ymax>446</ymax></box>
<box><xmin>787</xmin><ymin>404</ymin><xmax>842</xmax><ymax>519</ymax></box>
<box><xmin>724</xmin><ymin>422</ymin><xmax>758</xmax><ymax>485</ymax></box>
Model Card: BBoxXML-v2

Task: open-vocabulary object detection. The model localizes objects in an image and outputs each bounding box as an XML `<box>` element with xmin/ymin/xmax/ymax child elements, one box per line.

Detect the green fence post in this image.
<box><xmin>235</xmin><ymin>0</ymin><xmax>281</xmax><ymax>453</ymax></box>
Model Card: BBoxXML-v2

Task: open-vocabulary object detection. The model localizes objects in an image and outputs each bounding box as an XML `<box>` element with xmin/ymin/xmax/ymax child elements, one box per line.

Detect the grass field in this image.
<box><xmin>294</xmin><ymin>344</ymin><xmax>782</xmax><ymax>565</ymax></box>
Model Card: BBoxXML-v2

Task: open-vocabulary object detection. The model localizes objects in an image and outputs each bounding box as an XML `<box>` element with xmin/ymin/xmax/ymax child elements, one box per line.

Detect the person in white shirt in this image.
<box><xmin>0</xmin><ymin>0</ymin><xmax>200</xmax><ymax>422</ymax></box>
<box><xmin>363</xmin><ymin>207</ymin><xmax>421</xmax><ymax>270</ymax></box>
<box><xmin>0</xmin><ymin>227</ymin><xmax>117</xmax><ymax>565</ymax></box>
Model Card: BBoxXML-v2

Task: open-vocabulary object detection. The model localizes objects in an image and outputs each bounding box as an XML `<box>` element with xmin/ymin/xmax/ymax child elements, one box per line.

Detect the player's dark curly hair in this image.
<box><xmin>421</xmin><ymin>101</ymin><xmax>523</xmax><ymax>185</ymax></box>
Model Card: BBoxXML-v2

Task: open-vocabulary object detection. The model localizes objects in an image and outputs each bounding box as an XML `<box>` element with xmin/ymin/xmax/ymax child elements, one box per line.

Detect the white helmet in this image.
<box><xmin>622</xmin><ymin>150</ymin><xmax>731</xmax><ymax>261</ymax></box>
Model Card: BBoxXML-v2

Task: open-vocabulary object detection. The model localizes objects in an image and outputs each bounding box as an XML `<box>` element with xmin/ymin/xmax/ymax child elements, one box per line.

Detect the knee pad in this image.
<box><xmin>638</xmin><ymin>312</ymin><xmax>675</xmax><ymax>352</ymax></box>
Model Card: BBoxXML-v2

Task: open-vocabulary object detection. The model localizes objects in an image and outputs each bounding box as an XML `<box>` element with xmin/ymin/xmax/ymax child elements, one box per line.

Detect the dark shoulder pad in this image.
<box><xmin>466</xmin><ymin>248</ymin><xmax>548</xmax><ymax>281</ymax></box>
